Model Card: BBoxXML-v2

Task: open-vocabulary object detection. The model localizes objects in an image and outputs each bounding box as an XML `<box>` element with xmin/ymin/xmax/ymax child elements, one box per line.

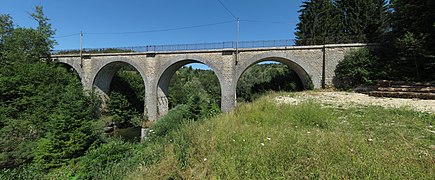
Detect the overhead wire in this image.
<box><xmin>53</xmin><ymin>33</ymin><xmax>81</xmax><ymax>39</ymax></box>
<box><xmin>84</xmin><ymin>20</ymin><xmax>235</xmax><ymax>35</ymax></box>
<box><xmin>216</xmin><ymin>0</ymin><xmax>237</xmax><ymax>20</ymax></box>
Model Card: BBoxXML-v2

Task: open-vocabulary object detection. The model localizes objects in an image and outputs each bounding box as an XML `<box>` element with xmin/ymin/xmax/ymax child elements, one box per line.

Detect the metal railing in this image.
<box><xmin>52</xmin><ymin>36</ymin><xmax>367</xmax><ymax>55</ymax></box>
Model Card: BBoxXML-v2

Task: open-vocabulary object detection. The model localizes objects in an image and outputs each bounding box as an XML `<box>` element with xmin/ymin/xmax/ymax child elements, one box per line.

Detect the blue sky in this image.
<box><xmin>0</xmin><ymin>0</ymin><xmax>303</xmax><ymax>50</ymax></box>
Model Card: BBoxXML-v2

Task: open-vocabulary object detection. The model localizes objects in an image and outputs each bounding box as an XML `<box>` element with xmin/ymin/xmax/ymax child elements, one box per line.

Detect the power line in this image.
<box><xmin>84</xmin><ymin>20</ymin><xmax>235</xmax><ymax>35</ymax></box>
<box><xmin>216</xmin><ymin>0</ymin><xmax>237</xmax><ymax>20</ymax></box>
<box><xmin>240</xmin><ymin>19</ymin><xmax>297</xmax><ymax>24</ymax></box>
<box><xmin>53</xmin><ymin>33</ymin><xmax>80</xmax><ymax>39</ymax></box>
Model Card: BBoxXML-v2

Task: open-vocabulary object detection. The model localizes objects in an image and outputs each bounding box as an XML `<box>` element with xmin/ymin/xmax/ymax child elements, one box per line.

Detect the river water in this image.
<box><xmin>113</xmin><ymin>126</ymin><xmax>142</xmax><ymax>142</ymax></box>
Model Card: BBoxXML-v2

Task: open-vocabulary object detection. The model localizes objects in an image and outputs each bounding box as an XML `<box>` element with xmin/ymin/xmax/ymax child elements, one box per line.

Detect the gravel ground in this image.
<box><xmin>275</xmin><ymin>91</ymin><xmax>435</xmax><ymax>114</ymax></box>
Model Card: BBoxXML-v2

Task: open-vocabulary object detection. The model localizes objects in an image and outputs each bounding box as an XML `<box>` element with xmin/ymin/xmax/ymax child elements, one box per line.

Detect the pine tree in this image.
<box><xmin>295</xmin><ymin>0</ymin><xmax>390</xmax><ymax>44</ymax></box>
<box><xmin>295</xmin><ymin>0</ymin><xmax>339</xmax><ymax>45</ymax></box>
<box><xmin>336</xmin><ymin>0</ymin><xmax>389</xmax><ymax>42</ymax></box>
<box><xmin>391</xmin><ymin>0</ymin><xmax>435</xmax><ymax>80</ymax></box>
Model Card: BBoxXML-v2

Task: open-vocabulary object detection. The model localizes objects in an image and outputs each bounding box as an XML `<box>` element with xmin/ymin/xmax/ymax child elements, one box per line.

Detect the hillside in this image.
<box><xmin>9</xmin><ymin>91</ymin><xmax>432</xmax><ymax>179</ymax></box>
<box><xmin>124</xmin><ymin>92</ymin><xmax>434</xmax><ymax>179</ymax></box>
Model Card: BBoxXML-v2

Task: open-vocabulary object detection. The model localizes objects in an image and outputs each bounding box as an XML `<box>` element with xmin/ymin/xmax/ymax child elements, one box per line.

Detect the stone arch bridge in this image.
<box><xmin>52</xmin><ymin>42</ymin><xmax>368</xmax><ymax>121</ymax></box>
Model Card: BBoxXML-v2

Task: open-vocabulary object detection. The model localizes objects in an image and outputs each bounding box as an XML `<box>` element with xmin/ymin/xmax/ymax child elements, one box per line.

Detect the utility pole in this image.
<box><xmin>235</xmin><ymin>18</ymin><xmax>240</xmax><ymax>65</ymax></box>
<box><xmin>80</xmin><ymin>31</ymin><xmax>83</xmax><ymax>67</ymax></box>
<box><xmin>322</xmin><ymin>39</ymin><xmax>326</xmax><ymax>89</ymax></box>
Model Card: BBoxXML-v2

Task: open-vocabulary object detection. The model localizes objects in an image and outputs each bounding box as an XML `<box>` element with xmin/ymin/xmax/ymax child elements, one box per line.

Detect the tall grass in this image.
<box><xmin>129</xmin><ymin>94</ymin><xmax>434</xmax><ymax>179</ymax></box>
<box><xmin>11</xmin><ymin>93</ymin><xmax>432</xmax><ymax>179</ymax></box>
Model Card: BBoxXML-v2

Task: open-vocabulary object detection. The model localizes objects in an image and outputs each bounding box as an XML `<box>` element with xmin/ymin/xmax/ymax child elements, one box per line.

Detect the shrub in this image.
<box><xmin>106</xmin><ymin>91</ymin><xmax>138</xmax><ymax>128</ymax></box>
<box><xmin>73</xmin><ymin>139</ymin><xmax>137</xmax><ymax>179</ymax></box>
<box><xmin>334</xmin><ymin>48</ymin><xmax>379</xmax><ymax>89</ymax></box>
<box><xmin>148</xmin><ymin>104</ymin><xmax>192</xmax><ymax>138</ymax></box>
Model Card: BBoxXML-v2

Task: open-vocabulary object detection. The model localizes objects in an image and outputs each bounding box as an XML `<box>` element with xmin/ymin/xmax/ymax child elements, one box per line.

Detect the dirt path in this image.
<box><xmin>275</xmin><ymin>91</ymin><xmax>435</xmax><ymax>113</ymax></box>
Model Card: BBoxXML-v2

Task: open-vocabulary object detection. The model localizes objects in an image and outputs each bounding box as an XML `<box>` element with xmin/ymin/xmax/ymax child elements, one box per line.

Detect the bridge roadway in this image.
<box><xmin>52</xmin><ymin>43</ymin><xmax>368</xmax><ymax>122</ymax></box>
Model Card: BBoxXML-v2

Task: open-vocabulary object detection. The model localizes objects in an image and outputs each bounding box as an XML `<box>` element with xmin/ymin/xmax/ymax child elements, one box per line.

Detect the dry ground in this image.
<box><xmin>275</xmin><ymin>91</ymin><xmax>435</xmax><ymax>114</ymax></box>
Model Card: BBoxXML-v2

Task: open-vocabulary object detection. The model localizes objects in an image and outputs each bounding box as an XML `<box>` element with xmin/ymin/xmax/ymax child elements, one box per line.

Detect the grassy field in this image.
<box><xmin>127</xmin><ymin>93</ymin><xmax>434</xmax><ymax>179</ymax></box>
<box><xmin>24</xmin><ymin>92</ymin><xmax>433</xmax><ymax>179</ymax></box>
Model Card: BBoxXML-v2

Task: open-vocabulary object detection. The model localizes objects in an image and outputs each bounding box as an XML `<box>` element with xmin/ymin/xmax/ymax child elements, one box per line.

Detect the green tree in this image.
<box><xmin>334</xmin><ymin>48</ymin><xmax>380</xmax><ymax>89</ymax></box>
<box><xmin>0</xmin><ymin>14</ymin><xmax>13</xmax><ymax>48</ymax></box>
<box><xmin>237</xmin><ymin>63</ymin><xmax>303</xmax><ymax>102</ymax></box>
<box><xmin>295</xmin><ymin>0</ymin><xmax>390</xmax><ymax>45</ymax></box>
<box><xmin>34</xmin><ymin>78</ymin><xmax>97</xmax><ymax>169</ymax></box>
<box><xmin>30</xmin><ymin>6</ymin><xmax>56</xmax><ymax>60</ymax></box>
<box><xmin>390</xmin><ymin>0</ymin><xmax>435</xmax><ymax>80</ymax></box>
<box><xmin>394</xmin><ymin>32</ymin><xmax>426</xmax><ymax>80</ymax></box>
<box><xmin>109</xmin><ymin>67</ymin><xmax>145</xmax><ymax>114</ymax></box>
<box><xmin>106</xmin><ymin>91</ymin><xmax>139</xmax><ymax>128</ymax></box>
<box><xmin>0</xmin><ymin>6</ymin><xmax>98</xmax><ymax>171</ymax></box>
<box><xmin>337</xmin><ymin>0</ymin><xmax>390</xmax><ymax>41</ymax></box>
<box><xmin>295</xmin><ymin>0</ymin><xmax>339</xmax><ymax>45</ymax></box>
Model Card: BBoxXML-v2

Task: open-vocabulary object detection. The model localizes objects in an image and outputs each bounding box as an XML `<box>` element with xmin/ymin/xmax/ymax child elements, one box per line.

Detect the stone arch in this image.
<box><xmin>91</xmin><ymin>58</ymin><xmax>148</xmax><ymax>115</ymax></box>
<box><xmin>236</xmin><ymin>52</ymin><xmax>321</xmax><ymax>89</ymax></box>
<box><xmin>155</xmin><ymin>58</ymin><xmax>224</xmax><ymax>116</ymax></box>
<box><xmin>57</xmin><ymin>62</ymin><xmax>83</xmax><ymax>80</ymax></box>
<box><xmin>56</xmin><ymin>58</ymin><xmax>85</xmax><ymax>86</ymax></box>
<box><xmin>92</xmin><ymin>59</ymin><xmax>147</xmax><ymax>95</ymax></box>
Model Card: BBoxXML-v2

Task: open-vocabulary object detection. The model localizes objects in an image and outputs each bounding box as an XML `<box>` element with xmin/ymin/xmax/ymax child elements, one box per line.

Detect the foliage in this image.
<box><xmin>129</xmin><ymin>93</ymin><xmax>434</xmax><ymax>179</ymax></box>
<box><xmin>110</xmin><ymin>67</ymin><xmax>145</xmax><ymax>114</ymax></box>
<box><xmin>168</xmin><ymin>66</ymin><xmax>220</xmax><ymax>108</ymax></box>
<box><xmin>295</xmin><ymin>0</ymin><xmax>339</xmax><ymax>45</ymax></box>
<box><xmin>388</xmin><ymin>0</ymin><xmax>435</xmax><ymax>80</ymax></box>
<box><xmin>237</xmin><ymin>63</ymin><xmax>303</xmax><ymax>102</ymax></box>
<box><xmin>73</xmin><ymin>139</ymin><xmax>139</xmax><ymax>179</ymax></box>
<box><xmin>335</xmin><ymin>0</ymin><xmax>390</xmax><ymax>42</ymax></box>
<box><xmin>334</xmin><ymin>48</ymin><xmax>380</xmax><ymax>89</ymax></box>
<box><xmin>147</xmin><ymin>105</ymin><xmax>192</xmax><ymax>139</ymax></box>
<box><xmin>0</xmin><ymin>6</ymin><xmax>98</xmax><ymax>173</ymax></box>
<box><xmin>0</xmin><ymin>14</ymin><xmax>13</xmax><ymax>47</ymax></box>
<box><xmin>0</xmin><ymin>63</ymin><xmax>98</xmax><ymax>170</ymax></box>
<box><xmin>389</xmin><ymin>0</ymin><xmax>435</xmax><ymax>80</ymax></box>
<box><xmin>295</xmin><ymin>0</ymin><xmax>390</xmax><ymax>45</ymax></box>
<box><xmin>30</xmin><ymin>6</ymin><xmax>56</xmax><ymax>59</ymax></box>
<box><xmin>394</xmin><ymin>32</ymin><xmax>427</xmax><ymax>80</ymax></box>
<box><xmin>106</xmin><ymin>91</ymin><xmax>139</xmax><ymax>128</ymax></box>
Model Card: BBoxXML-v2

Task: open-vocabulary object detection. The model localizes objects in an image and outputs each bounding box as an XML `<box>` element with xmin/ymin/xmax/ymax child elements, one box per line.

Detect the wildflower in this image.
<box><xmin>261</xmin><ymin>143</ymin><xmax>265</xmax><ymax>146</ymax></box>
<box><xmin>267</xmin><ymin>137</ymin><xmax>271</xmax><ymax>141</ymax></box>
<box><xmin>203</xmin><ymin>158</ymin><xmax>207</xmax><ymax>162</ymax></box>
<box><xmin>367</xmin><ymin>138</ymin><xmax>373</xmax><ymax>142</ymax></box>
<box><xmin>232</xmin><ymin>139</ymin><xmax>236</xmax><ymax>142</ymax></box>
<box><xmin>307</xmin><ymin>131</ymin><xmax>311</xmax><ymax>134</ymax></box>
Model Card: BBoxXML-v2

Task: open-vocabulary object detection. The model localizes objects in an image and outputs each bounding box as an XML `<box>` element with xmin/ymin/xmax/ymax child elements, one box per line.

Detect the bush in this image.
<box><xmin>334</xmin><ymin>48</ymin><xmax>379</xmax><ymax>89</ymax></box>
<box><xmin>106</xmin><ymin>91</ymin><xmax>138</xmax><ymax>128</ymax></box>
<box><xmin>148</xmin><ymin>104</ymin><xmax>192</xmax><ymax>138</ymax></box>
<box><xmin>73</xmin><ymin>139</ymin><xmax>138</xmax><ymax>179</ymax></box>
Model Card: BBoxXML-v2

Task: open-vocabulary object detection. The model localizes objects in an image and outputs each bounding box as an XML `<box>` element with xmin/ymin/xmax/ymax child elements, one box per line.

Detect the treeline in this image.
<box><xmin>295</xmin><ymin>0</ymin><xmax>390</xmax><ymax>45</ymax></box>
<box><xmin>0</xmin><ymin>7</ymin><xmax>100</xmax><ymax>172</ymax></box>
<box><xmin>296</xmin><ymin>0</ymin><xmax>435</xmax><ymax>86</ymax></box>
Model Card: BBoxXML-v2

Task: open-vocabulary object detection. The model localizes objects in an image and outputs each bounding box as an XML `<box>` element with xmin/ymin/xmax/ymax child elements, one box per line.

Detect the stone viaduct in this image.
<box><xmin>52</xmin><ymin>42</ymin><xmax>368</xmax><ymax>121</ymax></box>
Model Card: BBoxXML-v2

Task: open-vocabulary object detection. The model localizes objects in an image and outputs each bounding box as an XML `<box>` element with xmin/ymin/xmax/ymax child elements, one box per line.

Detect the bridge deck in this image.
<box><xmin>51</xmin><ymin>41</ymin><xmax>369</xmax><ymax>58</ymax></box>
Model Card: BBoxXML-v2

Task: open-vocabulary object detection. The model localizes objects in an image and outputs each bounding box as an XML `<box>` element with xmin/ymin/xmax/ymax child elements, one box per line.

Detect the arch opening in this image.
<box><xmin>157</xmin><ymin>61</ymin><xmax>222</xmax><ymax>119</ymax></box>
<box><xmin>236</xmin><ymin>58</ymin><xmax>309</xmax><ymax>102</ymax></box>
<box><xmin>93</xmin><ymin>61</ymin><xmax>146</xmax><ymax>140</ymax></box>
<box><xmin>56</xmin><ymin>62</ymin><xmax>81</xmax><ymax>81</ymax></box>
